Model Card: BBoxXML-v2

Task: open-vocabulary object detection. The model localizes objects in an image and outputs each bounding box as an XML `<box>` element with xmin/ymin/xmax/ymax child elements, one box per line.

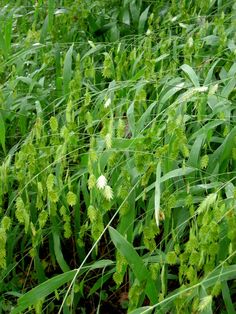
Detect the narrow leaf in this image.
<box><xmin>181</xmin><ymin>64</ymin><xmax>200</xmax><ymax>87</ymax></box>
<box><xmin>154</xmin><ymin>162</ymin><xmax>161</xmax><ymax>227</ymax></box>
<box><xmin>221</xmin><ymin>280</ymin><xmax>236</xmax><ymax>314</ymax></box>
<box><xmin>63</xmin><ymin>44</ymin><xmax>74</xmax><ymax>97</ymax></box>
<box><xmin>109</xmin><ymin>227</ymin><xmax>158</xmax><ymax>304</ymax></box>
<box><xmin>138</xmin><ymin>6</ymin><xmax>150</xmax><ymax>34</ymax></box>
<box><xmin>48</xmin><ymin>0</ymin><xmax>55</xmax><ymax>31</ymax></box>
<box><xmin>127</xmin><ymin>101</ymin><xmax>135</xmax><ymax>136</ymax></box>
<box><xmin>0</xmin><ymin>113</ymin><xmax>6</xmax><ymax>153</ymax></box>
<box><xmin>12</xmin><ymin>260</ymin><xmax>113</xmax><ymax>314</ymax></box>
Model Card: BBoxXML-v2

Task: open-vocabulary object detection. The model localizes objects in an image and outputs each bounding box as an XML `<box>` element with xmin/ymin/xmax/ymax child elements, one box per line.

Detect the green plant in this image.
<box><xmin>0</xmin><ymin>0</ymin><xmax>236</xmax><ymax>313</ymax></box>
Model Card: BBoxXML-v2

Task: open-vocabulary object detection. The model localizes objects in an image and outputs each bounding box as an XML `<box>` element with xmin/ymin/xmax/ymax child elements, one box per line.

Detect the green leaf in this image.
<box><xmin>188</xmin><ymin>135</ymin><xmax>204</xmax><ymax>167</ymax></box>
<box><xmin>136</xmin><ymin>167</ymin><xmax>196</xmax><ymax>201</ymax></box>
<box><xmin>63</xmin><ymin>44</ymin><xmax>74</xmax><ymax>97</ymax></box>
<box><xmin>154</xmin><ymin>162</ymin><xmax>161</xmax><ymax>227</ymax></box>
<box><xmin>221</xmin><ymin>78</ymin><xmax>236</xmax><ymax>98</ymax></box>
<box><xmin>204</xmin><ymin>60</ymin><xmax>220</xmax><ymax>85</ymax></box>
<box><xmin>130</xmin><ymin>0</ymin><xmax>141</xmax><ymax>24</ymax></box>
<box><xmin>81</xmin><ymin>44</ymin><xmax>104</xmax><ymax>61</ymax></box>
<box><xmin>228</xmin><ymin>62</ymin><xmax>236</xmax><ymax>77</ymax></box>
<box><xmin>127</xmin><ymin>101</ymin><xmax>135</xmax><ymax>137</ymax></box>
<box><xmin>138</xmin><ymin>6</ymin><xmax>150</xmax><ymax>34</ymax></box>
<box><xmin>137</xmin><ymin>266</ymin><xmax>236</xmax><ymax>312</ymax></box>
<box><xmin>48</xmin><ymin>0</ymin><xmax>55</xmax><ymax>31</ymax></box>
<box><xmin>202</xmin><ymin>266</ymin><xmax>236</xmax><ymax>289</ymax></box>
<box><xmin>209</xmin><ymin>126</ymin><xmax>236</xmax><ymax>172</ymax></box>
<box><xmin>189</xmin><ymin>120</ymin><xmax>223</xmax><ymax>141</ymax></box>
<box><xmin>129</xmin><ymin>306</ymin><xmax>153</xmax><ymax>314</ymax></box>
<box><xmin>52</xmin><ymin>229</ymin><xmax>70</xmax><ymax>273</ymax></box>
<box><xmin>158</xmin><ymin>82</ymin><xmax>185</xmax><ymax>112</ymax></box>
<box><xmin>40</xmin><ymin>15</ymin><xmax>49</xmax><ymax>44</ymax></box>
<box><xmin>0</xmin><ymin>112</ymin><xmax>6</xmax><ymax>153</ymax></box>
<box><xmin>88</xmin><ymin>271</ymin><xmax>113</xmax><ymax>297</ymax></box>
<box><xmin>221</xmin><ymin>281</ymin><xmax>236</xmax><ymax>314</ymax></box>
<box><xmin>4</xmin><ymin>14</ymin><xmax>13</xmax><ymax>56</ymax></box>
<box><xmin>122</xmin><ymin>6</ymin><xmax>130</xmax><ymax>25</ymax></box>
<box><xmin>161</xmin><ymin>167</ymin><xmax>196</xmax><ymax>183</ymax></box>
<box><xmin>136</xmin><ymin>101</ymin><xmax>157</xmax><ymax>133</ymax></box>
<box><xmin>109</xmin><ymin>227</ymin><xmax>158</xmax><ymax>304</ymax></box>
<box><xmin>11</xmin><ymin>260</ymin><xmax>113</xmax><ymax>314</ymax></box>
<box><xmin>181</xmin><ymin>64</ymin><xmax>200</xmax><ymax>87</ymax></box>
<box><xmin>11</xmin><ymin>270</ymin><xmax>77</xmax><ymax>314</ymax></box>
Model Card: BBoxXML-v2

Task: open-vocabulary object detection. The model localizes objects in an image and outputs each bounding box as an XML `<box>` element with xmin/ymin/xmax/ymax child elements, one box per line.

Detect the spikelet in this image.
<box><xmin>38</xmin><ymin>210</ymin><xmax>48</xmax><ymax>229</ymax></box>
<box><xmin>88</xmin><ymin>174</ymin><xmax>96</xmax><ymax>190</ymax></box>
<box><xmin>103</xmin><ymin>185</ymin><xmax>113</xmax><ymax>201</ymax></box>
<box><xmin>104</xmin><ymin>98</ymin><xmax>111</xmax><ymax>108</ymax></box>
<box><xmin>66</xmin><ymin>191</ymin><xmax>77</xmax><ymax>206</ymax></box>
<box><xmin>49</xmin><ymin>116</ymin><xmax>58</xmax><ymax>132</ymax></box>
<box><xmin>200</xmin><ymin>154</ymin><xmax>209</xmax><ymax>169</ymax></box>
<box><xmin>105</xmin><ymin>133</ymin><xmax>112</xmax><ymax>149</ymax></box>
<box><xmin>96</xmin><ymin>175</ymin><xmax>107</xmax><ymax>190</ymax></box>
<box><xmin>1</xmin><ymin>216</ymin><xmax>11</xmax><ymax>231</ymax></box>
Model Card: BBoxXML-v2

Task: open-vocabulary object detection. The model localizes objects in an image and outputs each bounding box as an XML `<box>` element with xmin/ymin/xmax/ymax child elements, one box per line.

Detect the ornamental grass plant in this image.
<box><xmin>0</xmin><ymin>0</ymin><xmax>236</xmax><ymax>313</ymax></box>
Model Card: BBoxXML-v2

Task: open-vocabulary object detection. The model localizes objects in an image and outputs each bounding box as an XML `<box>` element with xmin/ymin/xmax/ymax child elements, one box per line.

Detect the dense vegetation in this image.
<box><xmin>0</xmin><ymin>0</ymin><xmax>236</xmax><ymax>313</ymax></box>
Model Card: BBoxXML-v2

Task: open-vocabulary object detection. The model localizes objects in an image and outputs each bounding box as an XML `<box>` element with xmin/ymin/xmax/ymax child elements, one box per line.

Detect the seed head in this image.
<box><xmin>104</xmin><ymin>185</ymin><xmax>113</xmax><ymax>201</ymax></box>
<box><xmin>96</xmin><ymin>175</ymin><xmax>107</xmax><ymax>190</ymax></box>
<box><xmin>104</xmin><ymin>98</ymin><xmax>111</xmax><ymax>108</ymax></box>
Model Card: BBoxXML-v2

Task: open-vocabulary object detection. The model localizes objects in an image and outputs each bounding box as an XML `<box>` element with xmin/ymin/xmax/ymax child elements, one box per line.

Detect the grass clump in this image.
<box><xmin>0</xmin><ymin>0</ymin><xmax>236</xmax><ymax>313</ymax></box>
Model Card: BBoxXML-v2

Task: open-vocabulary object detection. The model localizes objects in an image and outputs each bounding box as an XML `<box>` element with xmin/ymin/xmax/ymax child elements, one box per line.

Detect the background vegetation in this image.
<box><xmin>0</xmin><ymin>0</ymin><xmax>236</xmax><ymax>313</ymax></box>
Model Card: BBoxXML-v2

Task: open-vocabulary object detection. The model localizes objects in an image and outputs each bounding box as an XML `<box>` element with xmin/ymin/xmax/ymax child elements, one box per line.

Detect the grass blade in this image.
<box><xmin>181</xmin><ymin>64</ymin><xmax>200</xmax><ymax>87</ymax></box>
<box><xmin>63</xmin><ymin>44</ymin><xmax>74</xmax><ymax>97</ymax></box>
<box><xmin>11</xmin><ymin>260</ymin><xmax>113</xmax><ymax>314</ymax></box>
<box><xmin>0</xmin><ymin>112</ymin><xmax>6</xmax><ymax>153</ymax></box>
<box><xmin>138</xmin><ymin>6</ymin><xmax>150</xmax><ymax>34</ymax></box>
<box><xmin>154</xmin><ymin>162</ymin><xmax>161</xmax><ymax>227</ymax></box>
<box><xmin>109</xmin><ymin>226</ymin><xmax>158</xmax><ymax>304</ymax></box>
<box><xmin>221</xmin><ymin>280</ymin><xmax>236</xmax><ymax>314</ymax></box>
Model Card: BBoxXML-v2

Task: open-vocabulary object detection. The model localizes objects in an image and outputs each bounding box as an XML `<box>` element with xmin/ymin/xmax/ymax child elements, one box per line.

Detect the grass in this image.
<box><xmin>0</xmin><ymin>0</ymin><xmax>236</xmax><ymax>313</ymax></box>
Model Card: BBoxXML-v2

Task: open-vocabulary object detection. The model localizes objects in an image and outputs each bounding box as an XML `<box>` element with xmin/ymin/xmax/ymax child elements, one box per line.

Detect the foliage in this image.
<box><xmin>0</xmin><ymin>0</ymin><xmax>236</xmax><ymax>313</ymax></box>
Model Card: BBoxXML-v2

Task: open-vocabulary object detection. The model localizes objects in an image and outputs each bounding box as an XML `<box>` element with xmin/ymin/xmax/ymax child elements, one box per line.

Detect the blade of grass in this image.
<box><xmin>63</xmin><ymin>44</ymin><xmax>74</xmax><ymax>97</ymax></box>
<box><xmin>0</xmin><ymin>112</ymin><xmax>6</xmax><ymax>153</ymax></box>
<box><xmin>180</xmin><ymin>64</ymin><xmax>200</xmax><ymax>87</ymax></box>
<box><xmin>138</xmin><ymin>6</ymin><xmax>150</xmax><ymax>34</ymax></box>
<box><xmin>11</xmin><ymin>260</ymin><xmax>113</xmax><ymax>314</ymax></box>
<box><xmin>221</xmin><ymin>280</ymin><xmax>236</xmax><ymax>314</ymax></box>
<box><xmin>154</xmin><ymin>161</ymin><xmax>161</xmax><ymax>227</ymax></box>
<box><xmin>109</xmin><ymin>226</ymin><xmax>158</xmax><ymax>304</ymax></box>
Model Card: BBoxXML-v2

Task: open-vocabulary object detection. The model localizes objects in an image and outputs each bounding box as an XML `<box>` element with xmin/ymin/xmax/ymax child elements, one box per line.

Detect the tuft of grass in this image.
<box><xmin>0</xmin><ymin>0</ymin><xmax>236</xmax><ymax>313</ymax></box>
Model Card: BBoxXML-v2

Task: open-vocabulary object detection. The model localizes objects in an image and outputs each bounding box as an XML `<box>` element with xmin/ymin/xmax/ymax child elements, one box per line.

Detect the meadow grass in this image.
<box><xmin>0</xmin><ymin>0</ymin><xmax>236</xmax><ymax>313</ymax></box>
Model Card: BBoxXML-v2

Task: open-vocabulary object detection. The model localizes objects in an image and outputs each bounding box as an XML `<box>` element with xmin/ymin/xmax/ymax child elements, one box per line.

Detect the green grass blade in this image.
<box><xmin>209</xmin><ymin>126</ymin><xmax>236</xmax><ymax>172</ymax></box>
<box><xmin>188</xmin><ymin>135</ymin><xmax>204</xmax><ymax>168</ymax></box>
<box><xmin>136</xmin><ymin>167</ymin><xmax>196</xmax><ymax>201</ymax></box>
<box><xmin>136</xmin><ymin>101</ymin><xmax>157</xmax><ymax>133</ymax></box>
<box><xmin>127</xmin><ymin>101</ymin><xmax>135</xmax><ymax>136</ymax></box>
<box><xmin>204</xmin><ymin>60</ymin><xmax>220</xmax><ymax>85</ymax></box>
<box><xmin>109</xmin><ymin>226</ymin><xmax>158</xmax><ymax>304</ymax></box>
<box><xmin>181</xmin><ymin>64</ymin><xmax>200</xmax><ymax>87</ymax></box>
<box><xmin>138</xmin><ymin>6</ymin><xmax>150</xmax><ymax>34</ymax></box>
<box><xmin>48</xmin><ymin>0</ymin><xmax>55</xmax><ymax>31</ymax></box>
<box><xmin>0</xmin><ymin>112</ymin><xmax>6</xmax><ymax>153</ymax></box>
<box><xmin>11</xmin><ymin>259</ymin><xmax>113</xmax><ymax>314</ymax></box>
<box><xmin>129</xmin><ymin>306</ymin><xmax>153</xmax><ymax>314</ymax></box>
<box><xmin>154</xmin><ymin>162</ymin><xmax>161</xmax><ymax>227</ymax></box>
<box><xmin>221</xmin><ymin>77</ymin><xmax>236</xmax><ymax>98</ymax></box>
<box><xmin>221</xmin><ymin>280</ymin><xmax>236</xmax><ymax>314</ymax></box>
<box><xmin>11</xmin><ymin>270</ymin><xmax>77</xmax><ymax>314</ymax></box>
<box><xmin>63</xmin><ymin>44</ymin><xmax>74</xmax><ymax>97</ymax></box>
<box><xmin>40</xmin><ymin>15</ymin><xmax>49</xmax><ymax>44</ymax></box>
<box><xmin>52</xmin><ymin>230</ymin><xmax>70</xmax><ymax>273</ymax></box>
